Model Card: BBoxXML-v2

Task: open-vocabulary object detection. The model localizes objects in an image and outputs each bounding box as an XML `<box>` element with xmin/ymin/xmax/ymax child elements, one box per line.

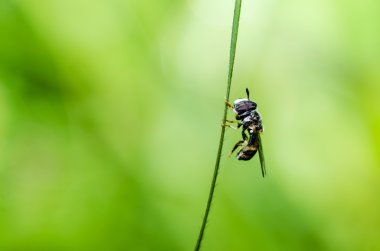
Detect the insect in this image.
<box><xmin>223</xmin><ymin>88</ymin><xmax>266</xmax><ymax>177</ymax></box>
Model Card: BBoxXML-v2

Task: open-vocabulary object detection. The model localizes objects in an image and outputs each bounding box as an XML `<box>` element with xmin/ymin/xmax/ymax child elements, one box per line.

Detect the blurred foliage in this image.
<box><xmin>0</xmin><ymin>0</ymin><xmax>380</xmax><ymax>250</ymax></box>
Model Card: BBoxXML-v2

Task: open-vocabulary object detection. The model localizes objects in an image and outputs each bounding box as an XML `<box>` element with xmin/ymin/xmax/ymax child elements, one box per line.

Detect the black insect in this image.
<box><xmin>224</xmin><ymin>88</ymin><xmax>266</xmax><ymax>177</ymax></box>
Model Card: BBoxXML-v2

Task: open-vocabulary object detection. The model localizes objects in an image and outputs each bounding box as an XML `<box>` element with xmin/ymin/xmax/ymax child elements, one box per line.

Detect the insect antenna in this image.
<box><xmin>246</xmin><ymin>88</ymin><xmax>250</xmax><ymax>100</ymax></box>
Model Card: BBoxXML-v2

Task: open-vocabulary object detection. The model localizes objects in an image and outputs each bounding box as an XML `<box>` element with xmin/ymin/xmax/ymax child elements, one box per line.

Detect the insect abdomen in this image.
<box><xmin>236</xmin><ymin>145</ymin><xmax>257</xmax><ymax>161</ymax></box>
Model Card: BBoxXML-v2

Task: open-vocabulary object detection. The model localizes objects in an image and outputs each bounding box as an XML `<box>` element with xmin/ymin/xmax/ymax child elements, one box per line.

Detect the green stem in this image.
<box><xmin>194</xmin><ymin>1</ymin><xmax>242</xmax><ymax>250</ymax></box>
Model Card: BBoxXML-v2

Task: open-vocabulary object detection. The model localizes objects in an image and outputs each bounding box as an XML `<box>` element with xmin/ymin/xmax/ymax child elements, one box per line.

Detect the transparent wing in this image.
<box><xmin>256</xmin><ymin>132</ymin><xmax>266</xmax><ymax>177</ymax></box>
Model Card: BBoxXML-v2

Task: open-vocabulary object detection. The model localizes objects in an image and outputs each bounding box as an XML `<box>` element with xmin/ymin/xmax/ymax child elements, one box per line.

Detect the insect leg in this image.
<box><xmin>221</xmin><ymin>123</ymin><xmax>238</xmax><ymax>130</ymax></box>
<box><xmin>241</xmin><ymin>125</ymin><xmax>248</xmax><ymax>141</ymax></box>
<box><xmin>226</xmin><ymin>120</ymin><xmax>242</xmax><ymax>127</ymax></box>
<box><xmin>228</xmin><ymin>140</ymin><xmax>244</xmax><ymax>157</ymax></box>
<box><xmin>224</xmin><ymin>99</ymin><xmax>235</xmax><ymax>112</ymax></box>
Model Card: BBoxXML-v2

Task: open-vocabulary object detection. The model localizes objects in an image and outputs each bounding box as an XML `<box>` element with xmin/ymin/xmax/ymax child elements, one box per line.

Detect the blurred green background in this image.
<box><xmin>1</xmin><ymin>0</ymin><xmax>380</xmax><ymax>250</ymax></box>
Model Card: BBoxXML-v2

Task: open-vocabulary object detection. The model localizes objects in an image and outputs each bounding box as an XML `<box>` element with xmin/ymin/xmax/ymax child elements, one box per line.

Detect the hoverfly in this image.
<box><xmin>224</xmin><ymin>88</ymin><xmax>266</xmax><ymax>177</ymax></box>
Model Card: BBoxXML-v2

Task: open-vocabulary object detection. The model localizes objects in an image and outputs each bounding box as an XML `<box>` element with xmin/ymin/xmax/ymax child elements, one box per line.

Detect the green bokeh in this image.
<box><xmin>0</xmin><ymin>0</ymin><xmax>379</xmax><ymax>250</ymax></box>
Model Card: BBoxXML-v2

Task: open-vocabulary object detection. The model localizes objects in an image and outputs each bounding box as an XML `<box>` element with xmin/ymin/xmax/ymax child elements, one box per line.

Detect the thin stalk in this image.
<box><xmin>194</xmin><ymin>1</ymin><xmax>242</xmax><ymax>250</ymax></box>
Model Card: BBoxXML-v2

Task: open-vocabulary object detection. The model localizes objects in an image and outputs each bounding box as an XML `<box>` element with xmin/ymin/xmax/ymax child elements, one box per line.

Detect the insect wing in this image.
<box><xmin>257</xmin><ymin>132</ymin><xmax>266</xmax><ymax>177</ymax></box>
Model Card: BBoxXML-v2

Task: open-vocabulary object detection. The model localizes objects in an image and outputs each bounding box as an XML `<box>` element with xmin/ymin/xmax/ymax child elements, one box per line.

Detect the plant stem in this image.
<box><xmin>194</xmin><ymin>1</ymin><xmax>242</xmax><ymax>250</ymax></box>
